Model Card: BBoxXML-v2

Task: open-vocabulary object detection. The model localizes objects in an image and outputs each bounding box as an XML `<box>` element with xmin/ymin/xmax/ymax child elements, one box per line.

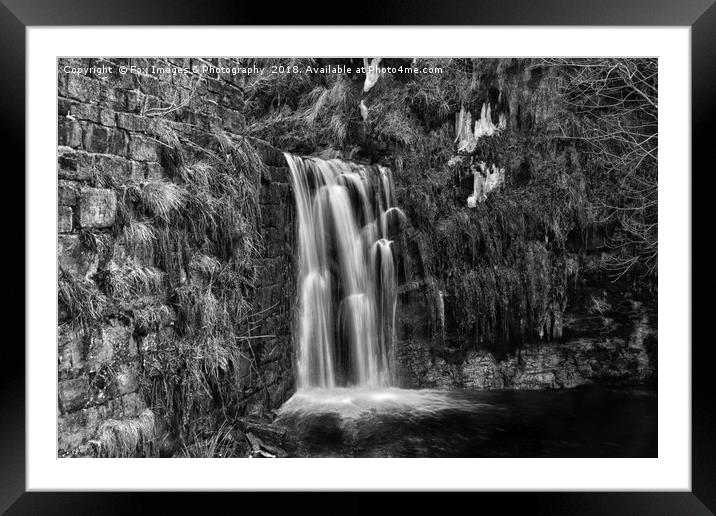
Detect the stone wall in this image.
<box><xmin>57</xmin><ymin>58</ymin><xmax>295</xmax><ymax>456</ymax></box>
<box><xmin>246</xmin><ymin>141</ymin><xmax>296</xmax><ymax>414</ymax></box>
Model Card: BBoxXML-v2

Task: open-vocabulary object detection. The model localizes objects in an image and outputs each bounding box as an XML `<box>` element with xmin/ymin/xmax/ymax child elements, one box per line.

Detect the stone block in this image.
<box><xmin>58</xmin><ymin>325</ymin><xmax>87</xmax><ymax>379</ymax></box>
<box><xmin>93</xmin><ymin>154</ymin><xmax>133</xmax><ymax>183</ymax></box>
<box><xmin>58</xmin><ymin>407</ymin><xmax>100</xmax><ymax>452</ymax></box>
<box><xmin>219</xmin><ymin>107</ymin><xmax>245</xmax><ymax>134</ymax></box>
<box><xmin>113</xmin><ymin>88</ymin><xmax>143</xmax><ymax>114</ymax></box>
<box><xmin>58</xmin><ymin>180</ymin><xmax>79</xmax><ymax>206</ymax></box>
<box><xmin>116</xmin><ymin>112</ymin><xmax>153</xmax><ymax>133</ymax></box>
<box><xmin>57</xmin><ymin>396</ymin><xmax>135</xmax><ymax>454</ymax></box>
<box><xmin>59</xmin><ymin>377</ymin><xmax>90</xmax><ymax>412</ymax></box>
<box><xmin>58</xmin><ymin>72</ymin><xmax>68</xmax><ymax>98</ymax></box>
<box><xmin>193</xmin><ymin>112</ymin><xmax>212</xmax><ymax>132</ymax></box>
<box><xmin>66</xmin><ymin>74</ymin><xmax>101</xmax><ymax>103</ymax></box>
<box><xmin>176</xmin><ymin>109</ymin><xmax>197</xmax><ymax>126</ymax></box>
<box><xmin>58</xmin><ymin>98</ymin><xmax>73</xmax><ymax>117</ymax></box>
<box><xmin>263</xmin><ymin>204</ymin><xmax>288</xmax><ymax>229</ymax></box>
<box><xmin>58</xmin><ymin>118</ymin><xmax>82</xmax><ymax>148</ymax></box>
<box><xmin>70</xmin><ymin>103</ymin><xmax>115</xmax><ymax>126</ymax></box>
<box><xmin>261</xmin><ymin>182</ymin><xmax>290</xmax><ymax>205</ymax></box>
<box><xmin>168</xmin><ymin>57</ymin><xmax>191</xmax><ymax>70</ymax></box>
<box><xmin>58</xmin><ymin>234</ymin><xmax>98</xmax><ymax>278</ymax></box>
<box><xmin>86</xmin><ymin>331</ymin><xmax>114</xmax><ymax>372</ymax></box>
<box><xmin>218</xmin><ymin>86</ymin><xmax>244</xmax><ymax>111</ymax></box>
<box><xmin>115</xmin><ymin>362</ymin><xmax>140</xmax><ymax>395</ymax></box>
<box><xmin>87</xmin><ymin>319</ymin><xmax>136</xmax><ymax>372</ymax></box>
<box><xmin>108</xmin><ymin>128</ymin><xmax>129</xmax><ymax>156</ymax></box>
<box><xmin>263</xmin><ymin>165</ymin><xmax>289</xmax><ymax>184</ymax></box>
<box><xmin>78</xmin><ymin>187</ymin><xmax>116</xmax><ymax>228</ymax></box>
<box><xmin>138</xmin><ymin>74</ymin><xmax>161</xmax><ymax>98</ymax></box>
<box><xmin>259</xmin><ymin>227</ymin><xmax>282</xmax><ymax>256</ymax></box>
<box><xmin>252</xmin><ymin>139</ymin><xmax>285</xmax><ymax>167</ymax></box>
<box><xmin>143</xmin><ymin>162</ymin><xmax>165</xmax><ymax>180</ymax></box>
<box><xmin>82</xmin><ymin>122</ymin><xmax>111</xmax><ymax>154</ymax></box>
<box><xmin>58</xmin><ymin>148</ymin><xmax>94</xmax><ymax>181</ymax></box>
<box><xmin>58</xmin><ymin>206</ymin><xmax>73</xmax><ymax>233</ymax></box>
<box><xmin>128</xmin><ymin>135</ymin><xmax>159</xmax><ymax>162</ymax></box>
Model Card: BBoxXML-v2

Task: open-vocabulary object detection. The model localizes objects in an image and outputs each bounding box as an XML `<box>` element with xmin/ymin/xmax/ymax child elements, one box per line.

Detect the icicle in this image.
<box><xmin>455</xmin><ymin>106</ymin><xmax>477</xmax><ymax>153</ymax></box>
<box><xmin>363</xmin><ymin>58</ymin><xmax>382</xmax><ymax>92</ymax></box>
<box><xmin>467</xmin><ymin>163</ymin><xmax>485</xmax><ymax>208</ymax></box>
<box><xmin>467</xmin><ymin>161</ymin><xmax>504</xmax><ymax>207</ymax></box>
<box><xmin>455</xmin><ymin>102</ymin><xmax>506</xmax><ymax>154</ymax></box>
<box><xmin>484</xmin><ymin>163</ymin><xmax>505</xmax><ymax>194</ymax></box>
<box><xmin>474</xmin><ymin>103</ymin><xmax>499</xmax><ymax>138</ymax></box>
<box><xmin>359</xmin><ymin>100</ymin><xmax>369</xmax><ymax>121</ymax></box>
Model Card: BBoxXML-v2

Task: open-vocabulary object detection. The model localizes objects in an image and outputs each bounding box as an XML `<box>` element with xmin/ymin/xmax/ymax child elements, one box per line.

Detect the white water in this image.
<box><xmin>277</xmin><ymin>387</ymin><xmax>483</xmax><ymax>420</ymax></box>
<box><xmin>284</xmin><ymin>155</ymin><xmax>405</xmax><ymax>390</ymax></box>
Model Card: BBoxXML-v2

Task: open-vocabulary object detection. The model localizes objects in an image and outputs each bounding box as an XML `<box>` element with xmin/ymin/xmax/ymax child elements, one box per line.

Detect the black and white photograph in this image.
<box><xmin>56</xmin><ymin>56</ymin><xmax>659</xmax><ymax>459</ymax></box>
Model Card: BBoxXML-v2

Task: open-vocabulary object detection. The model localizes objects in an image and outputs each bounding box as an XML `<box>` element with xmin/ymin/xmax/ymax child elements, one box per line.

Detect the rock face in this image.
<box><xmin>397</xmin><ymin>337</ymin><xmax>655</xmax><ymax>390</ymax></box>
<box><xmin>394</xmin><ymin>286</ymin><xmax>657</xmax><ymax>390</ymax></box>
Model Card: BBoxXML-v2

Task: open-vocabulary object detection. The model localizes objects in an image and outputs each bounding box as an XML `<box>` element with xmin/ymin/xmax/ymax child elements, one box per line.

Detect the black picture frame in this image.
<box><xmin>6</xmin><ymin>1</ymin><xmax>713</xmax><ymax>513</ymax></box>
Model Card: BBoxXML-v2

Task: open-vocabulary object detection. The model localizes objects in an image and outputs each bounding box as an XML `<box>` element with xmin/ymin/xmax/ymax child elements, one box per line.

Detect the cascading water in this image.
<box><xmin>284</xmin><ymin>154</ymin><xmax>404</xmax><ymax>390</ymax></box>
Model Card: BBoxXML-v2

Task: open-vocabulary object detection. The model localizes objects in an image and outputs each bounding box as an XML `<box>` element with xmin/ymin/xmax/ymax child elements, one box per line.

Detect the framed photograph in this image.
<box><xmin>8</xmin><ymin>0</ymin><xmax>712</xmax><ymax>512</ymax></box>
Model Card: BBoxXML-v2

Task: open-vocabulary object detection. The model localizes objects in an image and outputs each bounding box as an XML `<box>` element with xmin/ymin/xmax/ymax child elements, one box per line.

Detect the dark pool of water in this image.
<box><xmin>275</xmin><ymin>386</ymin><xmax>657</xmax><ymax>457</ymax></box>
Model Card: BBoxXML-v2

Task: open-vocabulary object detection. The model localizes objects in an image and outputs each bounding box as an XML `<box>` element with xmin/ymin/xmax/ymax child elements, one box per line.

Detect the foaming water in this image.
<box><xmin>276</xmin><ymin>388</ymin><xmax>483</xmax><ymax>420</ymax></box>
<box><xmin>284</xmin><ymin>155</ymin><xmax>404</xmax><ymax>389</ymax></box>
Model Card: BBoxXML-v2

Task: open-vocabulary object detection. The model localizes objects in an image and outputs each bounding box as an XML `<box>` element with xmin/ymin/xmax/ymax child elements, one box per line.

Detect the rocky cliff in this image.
<box><xmin>395</xmin><ymin>284</ymin><xmax>656</xmax><ymax>389</ymax></box>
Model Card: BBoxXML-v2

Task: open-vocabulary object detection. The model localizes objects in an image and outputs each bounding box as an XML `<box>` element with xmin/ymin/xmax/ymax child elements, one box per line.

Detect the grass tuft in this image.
<box><xmin>178</xmin><ymin>423</ymin><xmax>238</xmax><ymax>458</ymax></box>
<box><xmin>101</xmin><ymin>259</ymin><xmax>166</xmax><ymax>300</ymax></box>
<box><xmin>140</xmin><ymin>181</ymin><xmax>186</xmax><ymax>222</ymax></box>
<box><xmin>93</xmin><ymin>409</ymin><xmax>156</xmax><ymax>457</ymax></box>
<box><xmin>121</xmin><ymin>220</ymin><xmax>156</xmax><ymax>259</ymax></box>
<box><xmin>58</xmin><ymin>268</ymin><xmax>108</xmax><ymax>328</ymax></box>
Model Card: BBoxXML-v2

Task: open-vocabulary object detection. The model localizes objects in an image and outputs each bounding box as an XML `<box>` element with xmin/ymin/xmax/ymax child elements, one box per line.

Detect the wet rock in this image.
<box><xmin>243</xmin><ymin>420</ymin><xmax>287</xmax><ymax>445</ymax></box>
<box><xmin>245</xmin><ymin>432</ymin><xmax>288</xmax><ymax>458</ymax></box>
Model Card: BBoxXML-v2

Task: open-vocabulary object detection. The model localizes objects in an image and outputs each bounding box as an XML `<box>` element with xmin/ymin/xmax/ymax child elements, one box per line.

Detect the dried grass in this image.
<box><xmin>58</xmin><ymin>268</ymin><xmax>107</xmax><ymax>328</ymax></box>
<box><xmin>93</xmin><ymin>409</ymin><xmax>156</xmax><ymax>458</ymax></box>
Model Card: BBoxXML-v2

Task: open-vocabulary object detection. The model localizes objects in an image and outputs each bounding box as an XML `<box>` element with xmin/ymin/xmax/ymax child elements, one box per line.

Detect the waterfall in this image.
<box><xmin>284</xmin><ymin>154</ymin><xmax>404</xmax><ymax>390</ymax></box>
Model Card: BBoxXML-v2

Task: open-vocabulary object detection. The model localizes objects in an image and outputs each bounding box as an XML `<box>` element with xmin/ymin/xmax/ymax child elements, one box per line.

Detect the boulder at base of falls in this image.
<box><xmin>236</xmin><ymin>417</ymin><xmax>290</xmax><ymax>458</ymax></box>
<box><xmin>245</xmin><ymin>432</ymin><xmax>288</xmax><ymax>458</ymax></box>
